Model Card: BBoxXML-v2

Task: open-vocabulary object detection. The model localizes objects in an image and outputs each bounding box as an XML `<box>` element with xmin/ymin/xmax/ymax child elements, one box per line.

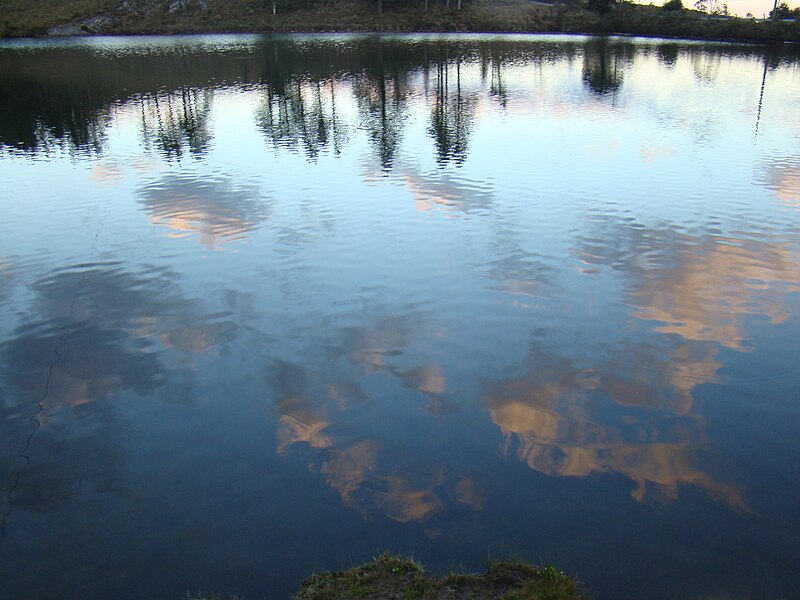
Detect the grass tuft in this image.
<box><xmin>292</xmin><ymin>552</ymin><xmax>588</xmax><ymax>599</ymax></box>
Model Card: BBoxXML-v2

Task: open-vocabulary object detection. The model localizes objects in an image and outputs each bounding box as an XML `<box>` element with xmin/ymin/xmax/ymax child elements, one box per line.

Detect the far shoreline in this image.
<box><xmin>3</xmin><ymin>28</ymin><xmax>799</xmax><ymax>48</ymax></box>
<box><xmin>2</xmin><ymin>0</ymin><xmax>799</xmax><ymax>44</ymax></box>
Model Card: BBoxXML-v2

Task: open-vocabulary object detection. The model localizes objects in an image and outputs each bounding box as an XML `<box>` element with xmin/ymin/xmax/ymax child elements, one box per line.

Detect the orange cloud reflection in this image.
<box><xmin>139</xmin><ymin>175</ymin><xmax>269</xmax><ymax>249</ymax></box>
<box><xmin>631</xmin><ymin>236</ymin><xmax>799</xmax><ymax>349</ymax></box>
<box><xmin>313</xmin><ymin>440</ymin><xmax>444</xmax><ymax>522</ymax></box>
<box><xmin>761</xmin><ymin>158</ymin><xmax>800</xmax><ymax>207</ymax></box>
<box><xmin>484</xmin><ymin>346</ymin><xmax>748</xmax><ymax>511</ymax></box>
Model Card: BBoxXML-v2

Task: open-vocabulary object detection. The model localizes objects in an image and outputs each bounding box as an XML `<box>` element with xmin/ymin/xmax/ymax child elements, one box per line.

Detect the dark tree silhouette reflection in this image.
<box><xmin>582</xmin><ymin>38</ymin><xmax>626</xmax><ymax>97</ymax></box>
<box><xmin>656</xmin><ymin>43</ymin><xmax>680</xmax><ymax>68</ymax></box>
<box><xmin>256</xmin><ymin>78</ymin><xmax>347</xmax><ymax>160</ymax></box>
<box><xmin>480</xmin><ymin>45</ymin><xmax>510</xmax><ymax>108</ymax></box>
<box><xmin>427</xmin><ymin>51</ymin><xmax>476</xmax><ymax>166</ymax></box>
<box><xmin>139</xmin><ymin>87</ymin><xmax>213</xmax><ymax>159</ymax></box>
<box><xmin>353</xmin><ymin>44</ymin><xmax>412</xmax><ymax>172</ymax></box>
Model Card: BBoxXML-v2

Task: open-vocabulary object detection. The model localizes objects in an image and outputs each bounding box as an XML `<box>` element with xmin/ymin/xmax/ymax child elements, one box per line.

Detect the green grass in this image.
<box><xmin>0</xmin><ymin>0</ymin><xmax>116</xmax><ymax>36</ymax></box>
<box><xmin>1</xmin><ymin>0</ymin><xmax>798</xmax><ymax>41</ymax></box>
<box><xmin>292</xmin><ymin>552</ymin><xmax>588</xmax><ymax>599</ymax></box>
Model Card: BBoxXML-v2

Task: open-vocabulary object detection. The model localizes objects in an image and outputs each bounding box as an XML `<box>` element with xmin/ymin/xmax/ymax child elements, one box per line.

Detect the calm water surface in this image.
<box><xmin>1</xmin><ymin>33</ymin><xmax>799</xmax><ymax>600</ymax></box>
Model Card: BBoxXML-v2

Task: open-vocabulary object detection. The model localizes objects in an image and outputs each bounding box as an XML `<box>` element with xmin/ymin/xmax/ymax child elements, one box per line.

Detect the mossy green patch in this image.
<box><xmin>292</xmin><ymin>552</ymin><xmax>588</xmax><ymax>600</ymax></box>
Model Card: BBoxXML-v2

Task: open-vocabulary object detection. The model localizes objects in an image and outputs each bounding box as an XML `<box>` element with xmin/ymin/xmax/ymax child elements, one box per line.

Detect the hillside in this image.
<box><xmin>1</xmin><ymin>0</ymin><xmax>799</xmax><ymax>41</ymax></box>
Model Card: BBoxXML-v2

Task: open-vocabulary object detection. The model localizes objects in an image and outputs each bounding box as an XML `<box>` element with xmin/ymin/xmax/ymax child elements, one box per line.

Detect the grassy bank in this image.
<box><xmin>293</xmin><ymin>553</ymin><xmax>588</xmax><ymax>599</ymax></box>
<box><xmin>184</xmin><ymin>553</ymin><xmax>587</xmax><ymax>599</ymax></box>
<box><xmin>1</xmin><ymin>0</ymin><xmax>799</xmax><ymax>42</ymax></box>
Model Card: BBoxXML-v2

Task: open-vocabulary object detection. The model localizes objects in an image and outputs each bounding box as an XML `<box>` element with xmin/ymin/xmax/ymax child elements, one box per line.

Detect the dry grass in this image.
<box><xmin>1</xmin><ymin>0</ymin><xmax>798</xmax><ymax>43</ymax></box>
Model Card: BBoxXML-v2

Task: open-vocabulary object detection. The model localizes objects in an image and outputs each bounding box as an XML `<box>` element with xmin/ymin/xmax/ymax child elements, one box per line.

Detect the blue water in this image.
<box><xmin>1</xmin><ymin>33</ymin><xmax>799</xmax><ymax>599</ymax></box>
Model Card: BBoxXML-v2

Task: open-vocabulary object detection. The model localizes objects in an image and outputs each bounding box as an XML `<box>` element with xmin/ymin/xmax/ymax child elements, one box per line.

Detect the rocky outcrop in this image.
<box><xmin>167</xmin><ymin>0</ymin><xmax>209</xmax><ymax>13</ymax></box>
<box><xmin>47</xmin><ymin>15</ymin><xmax>114</xmax><ymax>35</ymax></box>
<box><xmin>45</xmin><ymin>0</ymin><xmax>209</xmax><ymax>36</ymax></box>
<box><xmin>118</xmin><ymin>0</ymin><xmax>209</xmax><ymax>16</ymax></box>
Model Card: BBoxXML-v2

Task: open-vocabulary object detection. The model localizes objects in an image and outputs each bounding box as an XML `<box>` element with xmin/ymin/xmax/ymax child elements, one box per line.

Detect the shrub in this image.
<box><xmin>662</xmin><ymin>0</ymin><xmax>683</xmax><ymax>11</ymax></box>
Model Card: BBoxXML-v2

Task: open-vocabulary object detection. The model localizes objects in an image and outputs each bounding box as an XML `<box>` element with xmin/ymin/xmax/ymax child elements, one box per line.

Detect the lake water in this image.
<box><xmin>1</xmin><ymin>33</ymin><xmax>799</xmax><ymax>600</ymax></box>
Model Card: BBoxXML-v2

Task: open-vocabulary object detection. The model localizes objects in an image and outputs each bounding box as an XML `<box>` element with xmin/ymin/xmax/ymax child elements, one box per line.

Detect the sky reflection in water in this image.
<box><xmin>1</xmin><ymin>34</ymin><xmax>799</xmax><ymax>600</ymax></box>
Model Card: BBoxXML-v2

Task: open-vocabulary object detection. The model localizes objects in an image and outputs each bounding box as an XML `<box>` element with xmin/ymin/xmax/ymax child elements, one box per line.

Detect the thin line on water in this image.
<box><xmin>0</xmin><ymin>275</ymin><xmax>83</xmax><ymax>538</ymax></box>
<box><xmin>754</xmin><ymin>55</ymin><xmax>768</xmax><ymax>139</ymax></box>
<box><xmin>0</xmin><ymin>181</ymin><xmax>117</xmax><ymax>541</ymax></box>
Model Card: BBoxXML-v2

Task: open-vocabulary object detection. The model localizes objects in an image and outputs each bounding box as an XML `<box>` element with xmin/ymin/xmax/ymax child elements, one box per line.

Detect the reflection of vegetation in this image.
<box><xmin>256</xmin><ymin>78</ymin><xmax>346</xmax><ymax>159</ymax></box>
<box><xmin>478</xmin><ymin>44</ymin><xmax>509</xmax><ymax>108</ymax></box>
<box><xmin>252</xmin><ymin>39</ymin><xmax>352</xmax><ymax>159</ymax></box>
<box><xmin>0</xmin><ymin>73</ymin><xmax>109</xmax><ymax>153</ymax></box>
<box><xmin>656</xmin><ymin>43</ymin><xmax>680</xmax><ymax>67</ymax></box>
<box><xmin>428</xmin><ymin>52</ymin><xmax>476</xmax><ymax>165</ymax></box>
<box><xmin>353</xmin><ymin>50</ymin><xmax>411</xmax><ymax>172</ymax></box>
<box><xmin>139</xmin><ymin>87</ymin><xmax>213</xmax><ymax>158</ymax></box>
<box><xmin>690</xmin><ymin>51</ymin><xmax>722</xmax><ymax>82</ymax></box>
<box><xmin>2</xmin><ymin>37</ymin><xmax>798</xmax><ymax>167</ymax></box>
<box><xmin>292</xmin><ymin>553</ymin><xmax>586</xmax><ymax>600</ymax></box>
<box><xmin>0</xmin><ymin>46</ymin><xmax>232</xmax><ymax>154</ymax></box>
<box><xmin>582</xmin><ymin>38</ymin><xmax>626</xmax><ymax>96</ymax></box>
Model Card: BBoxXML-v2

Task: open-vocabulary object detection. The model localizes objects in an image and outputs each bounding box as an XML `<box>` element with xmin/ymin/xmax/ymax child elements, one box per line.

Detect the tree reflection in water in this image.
<box><xmin>2</xmin><ymin>36</ymin><xmax>795</xmax><ymax>166</ymax></box>
<box><xmin>139</xmin><ymin>87</ymin><xmax>213</xmax><ymax>159</ymax></box>
<box><xmin>428</xmin><ymin>49</ymin><xmax>476</xmax><ymax>165</ymax></box>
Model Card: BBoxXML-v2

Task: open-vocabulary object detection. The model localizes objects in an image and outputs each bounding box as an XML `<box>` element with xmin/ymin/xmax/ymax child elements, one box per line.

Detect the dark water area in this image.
<box><xmin>1</xmin><ymin>33</ymin><xmax>799</xmax><ymax>600</ymax></box>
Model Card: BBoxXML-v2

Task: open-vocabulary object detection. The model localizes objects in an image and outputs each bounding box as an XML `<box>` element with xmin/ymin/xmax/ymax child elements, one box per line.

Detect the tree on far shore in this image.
<box><xmin>587</xmin><ymin>0</ymin><xmax>617</xmax><ymax>14</ymax></box>
<box><xmin>770</xmin><ymin>2</ymin><xmax>800</xmax><ymax>18</ymax></box>
<box><xmin>694</xmin><ymin>0</ymin><xmax>729</xmax><ymax>15</ymax></box>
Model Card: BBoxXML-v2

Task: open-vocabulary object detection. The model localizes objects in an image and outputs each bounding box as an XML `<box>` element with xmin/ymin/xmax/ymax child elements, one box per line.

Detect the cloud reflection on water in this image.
<box><xmin>3</xmin><ymin>34</ymin><xmax>800</xmax><ymax>600</ymax></box>
<box><xmin>259</xmin><ymin>217</ymin><xmax>800</xmax><ymax>520</ymax></box>
<box><xmin>576</xmin><ymin>221</ymin><xmax>800</xmax><ymax>350</ymax></box>
<box><xmin>0</xmin><ymin>261</ymin><xmax>237</xmax><ymax>516</ymax></box>
<box><xmin>262</xmin><ymin>311</ymin><xmax>455</xmax><ymax>523</ymax></box>
<box><xmin>3</xmin><ymin>262</ymin><xmax>237</xmax><ymax>411</ymax></box>
<box><xmin>760</xmin><ymin>157</ymin><xmax>800</xmax><ymax>207</ymax></box>
<box><xmin>483</xmin><ymin>343</ymin><xmax>747</xmax><ymax>510</ymax></box>
<box><xmin>138</xmin><ymin>174</ymin><xmax>270</xmax><ymax>248</ymax></box>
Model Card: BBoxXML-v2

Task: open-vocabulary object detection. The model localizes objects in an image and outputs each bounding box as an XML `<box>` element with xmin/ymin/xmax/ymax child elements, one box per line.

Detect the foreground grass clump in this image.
<box><xmin>293</xmin><ymin>552</ymin><xmax>587</xmax><ymax>599</ymax></box>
